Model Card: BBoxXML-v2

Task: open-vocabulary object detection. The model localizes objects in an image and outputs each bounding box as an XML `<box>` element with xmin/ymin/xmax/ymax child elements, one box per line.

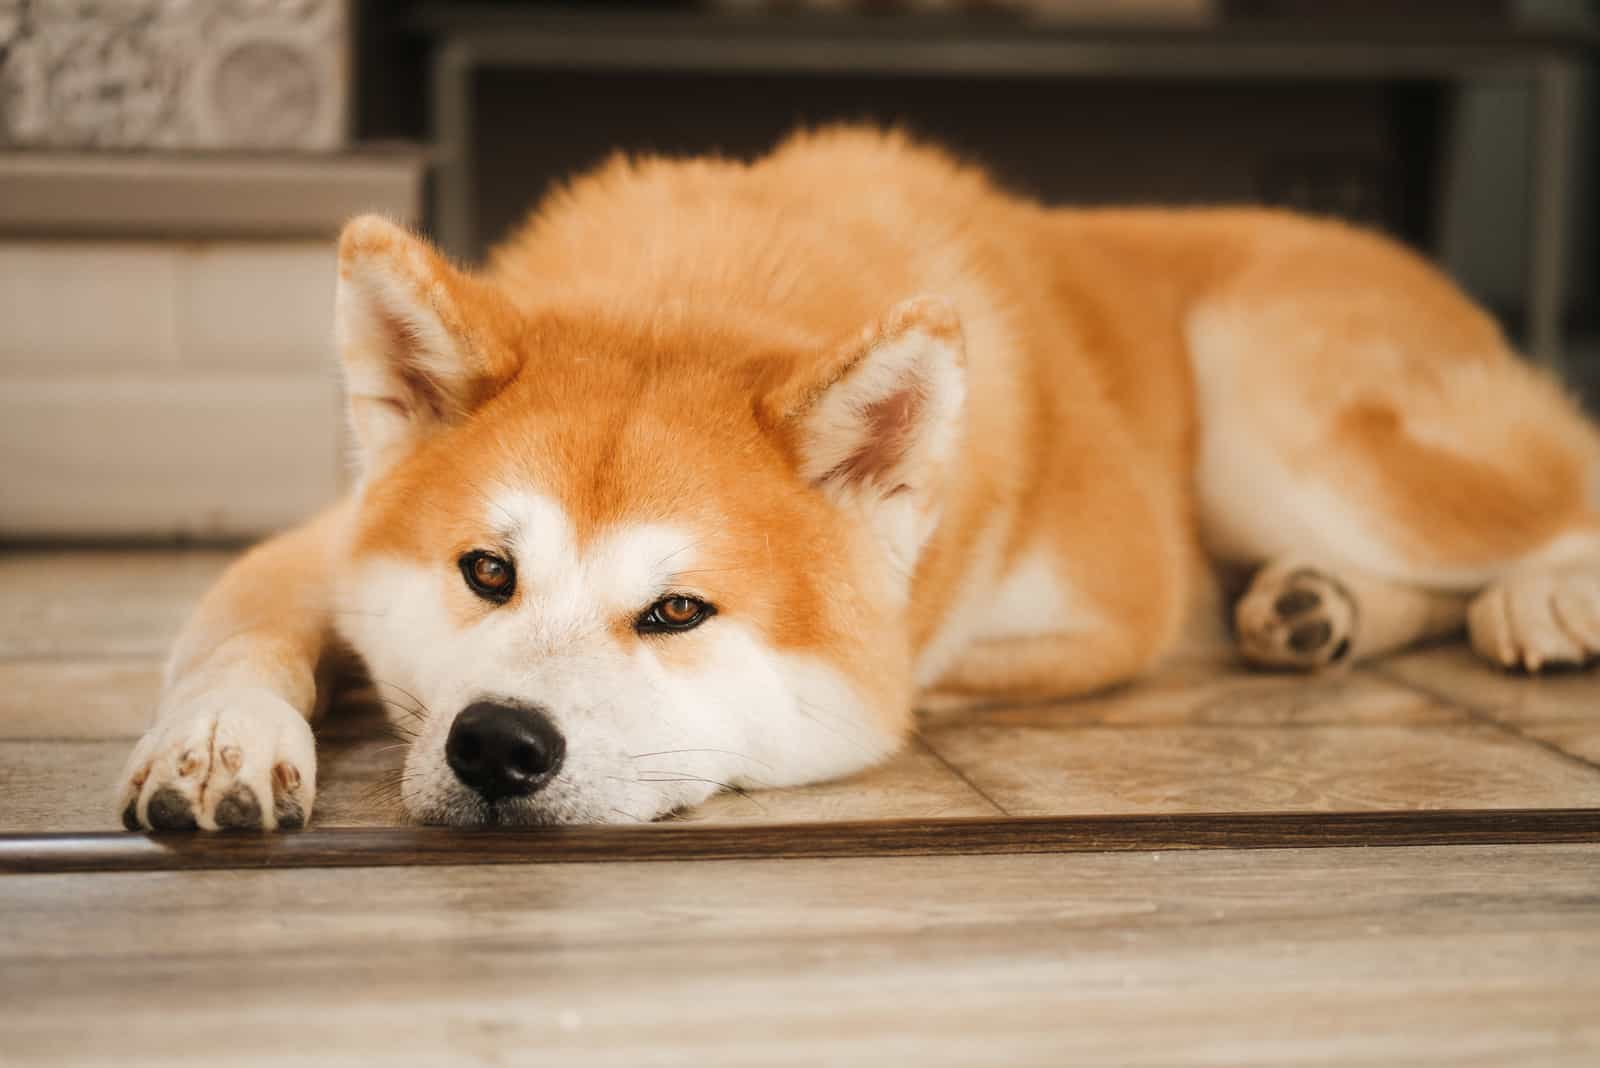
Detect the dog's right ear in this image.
<box><xmin>759</xmin><ymin>295</ymin><xmax>966</xmax><ymax>579</ymax></box>
<box><xmin>335</xmin><ymin>216</ymin><xmax>521</xmax><ymax>476</ymax></box>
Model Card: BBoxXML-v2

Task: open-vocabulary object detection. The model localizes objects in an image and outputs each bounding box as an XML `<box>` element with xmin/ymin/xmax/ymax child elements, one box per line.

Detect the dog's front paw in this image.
<box><xmin>1469</xmin><ymin>567</ymin><xmax>1600</xmax><ymax>672</ymax></box>
<box><xmin>1236</xmin><ymin>564</ymin><xmax>1357</xmax><ymax>671</ymax></box>
<box><xmin>116</xmin><ymin>688</ymin><xmax>316</xmax><ymax>831</ymax></box>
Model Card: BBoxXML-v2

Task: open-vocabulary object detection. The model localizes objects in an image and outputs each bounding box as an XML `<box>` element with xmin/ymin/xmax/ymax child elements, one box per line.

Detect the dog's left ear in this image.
<box><xmin>762</xmin><ymin>295</ymin><xmax>966</xmax><ymax>575</ymax></box>
<box><xmin>335</xmin><ymin>215</ymin><xmax>522</xmax><ymax>476</ymax></box>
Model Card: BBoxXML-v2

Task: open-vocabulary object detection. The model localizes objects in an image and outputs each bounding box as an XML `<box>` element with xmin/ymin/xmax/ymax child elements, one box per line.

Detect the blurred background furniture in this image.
<box><xmin>0</xmin><ymin>0</ymin><xmax>423</xmax><ymax>540</ymax></box>
<box><xmin>396</xmin><ymin>1</ymin><xmax>1597</xmax><ymax>372</ymax></box>
<box><xmin>2</xmin><ymin>0</ymin><xmax>1597</xmax><ymax>540</ymax></box>
<box><xmin>0</xmin><ymin>150</ymin><xmax>422</xmax><ymax>539</ymax></box>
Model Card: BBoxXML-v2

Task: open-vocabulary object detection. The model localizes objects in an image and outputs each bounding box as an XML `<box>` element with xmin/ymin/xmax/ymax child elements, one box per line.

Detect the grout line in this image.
<box><xmin>914</xmin><ymin>732</ymin><xmax>1010</xmax><ymax>817</ymax></box>
<box><xmin>1372</xmin><ymin>666</ymin><xmax>1600</xmax><ymax>779</ymax></box>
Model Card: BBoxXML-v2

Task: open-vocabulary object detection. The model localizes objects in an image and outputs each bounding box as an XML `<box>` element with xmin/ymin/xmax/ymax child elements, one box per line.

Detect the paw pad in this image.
<box><xmin>1237</xmin><ymin>566</ymin><xmax>1358</xmax><ymax>671</ymax></box>
<box><xmin>213</xmin><ymin>785</ymin><xmax>263</xmax><ymax>829</ymax></box>
<box><xmin>147</xmin><ymin>787</ymin><xmax>199</xmax><ymax>831</ymax></box>
<box><xmin>1273</xmin><ymin>588</ymin><xmax>1322</xmax><ymax>617</ymax></box>
<box><xmin>1288</xmin><ymin>617</ymin><xmax>1333</xmax><ymax>654</ymax></box>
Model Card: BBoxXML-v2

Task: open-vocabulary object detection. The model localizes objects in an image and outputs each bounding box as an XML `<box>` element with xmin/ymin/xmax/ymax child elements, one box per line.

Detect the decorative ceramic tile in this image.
<box><xmin>0</xmin><ymin>0</ymin><xmax>348</xmax><ymax>151</ymax></box>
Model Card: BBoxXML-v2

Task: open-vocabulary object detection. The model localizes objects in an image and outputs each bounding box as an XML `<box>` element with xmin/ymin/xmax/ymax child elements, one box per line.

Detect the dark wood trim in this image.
<box><xmin>410</xmin><ymin>7</ymin><xmax>1599</xmax><ymax>57</ymax></box>
<box><xmin>5</xmin><ymin>808</ymin><xmax>1598</xmax><ymax>875</ymax></box>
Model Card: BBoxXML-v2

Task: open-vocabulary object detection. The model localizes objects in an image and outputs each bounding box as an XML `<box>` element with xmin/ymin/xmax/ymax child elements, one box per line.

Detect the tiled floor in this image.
<box><xmin>3</xmin><ymin>549</ymin><xmax>1599</xmax><ymax>833</ymax></box>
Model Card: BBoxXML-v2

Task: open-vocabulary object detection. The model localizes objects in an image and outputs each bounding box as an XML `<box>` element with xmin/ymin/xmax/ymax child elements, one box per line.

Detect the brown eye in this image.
<box><xmin>638</xmin><ymin>595</ymin><xmax>714</xmax><ymax>634</ymax></box>
<box><xmin>459</xmin><ymin>551</ymin><xmax>515</xmax><ymax>603</ymax></box>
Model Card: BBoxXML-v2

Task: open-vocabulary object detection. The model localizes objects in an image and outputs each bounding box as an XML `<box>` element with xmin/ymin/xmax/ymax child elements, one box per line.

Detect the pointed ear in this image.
<box><xmin>761</xmin><ymin>295</ymin><xmax>966</xmax><ymax>573</ymax></box>
<box><xmin>335</xmin><ymin>215</ymin><xmax>521</xmax><ymax>475</ymax></box>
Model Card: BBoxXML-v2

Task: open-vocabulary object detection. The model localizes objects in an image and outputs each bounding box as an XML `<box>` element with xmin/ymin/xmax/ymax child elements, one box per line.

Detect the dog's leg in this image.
<box><xmin>116</xmin><ymin>504</ymin><xmax>347</xmax><ymax>831</ymax></box>
<box><xmin>932</xmin><ymin>620</ymin><xmax>1167</xmax><ymax>701</ymax></box>
<box><xmin>1189</xmin><ymin>242</ymin><xmax>1600</xmax><ymax>675</ymax></box>
<box><xmin>1236</xmin><ymin>558</ymin><xmax>1468</xmax><ymax>671</ymax></box>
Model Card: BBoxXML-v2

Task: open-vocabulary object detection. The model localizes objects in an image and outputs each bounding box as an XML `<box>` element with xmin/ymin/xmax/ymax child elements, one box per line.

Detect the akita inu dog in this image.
<box><xmin>117</xmin><ymin>128</ymin><xmax>1600</xmax><ymax>830</ymax></box>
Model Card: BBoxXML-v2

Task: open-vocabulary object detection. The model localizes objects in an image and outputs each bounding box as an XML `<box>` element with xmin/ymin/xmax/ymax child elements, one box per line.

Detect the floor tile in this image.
<box><xmin>682</xmin><ymin>737</ymin><xmax>1001</xmax><ymax>824</ymax></box>
<box><xmin>919</xmin><ymin>670</ymin><xmax>1465</xmax><ymax>730</ymax></box>
<box><xmin>0</xmin><ymin>657</ymin><xmax>162</xmax><ymax>739</ymax></box>
<box><xmin>0</xmin><ymin>725</ymin><xmax>410</xmax><ymax>834</ymax></box>
<box><xmin>0</xmin><ymin>550</ymin><xmax>234</xmax><ymax>658</ymax></box>
<box><xmin>1380</xmin><ymin>646</ymin><xmax>1600</xmax><ymax>724</ymax></box>
<box><xmin>316</xmin><ymin>701</ymin><xmax>1010</xmax><ymax>829</ymax></box>
<box><xmin>922</xmin><ymin>722</ymin><xmax>1600</xmax><ymax>815</ymax></box>
<box><xmin>5</xmin><ymin>547</ymin><xmax>1598</xmax><ymax>833</ymax></box>
<box><xmin>311</xmin><ymin>733</ymin><xmax>412</xmax><ymax>829</ymax></box>
<box><xmin>0</xmin><ymin>739</ymin><xmax>128</xmax><ymax>832</ymax></box>
<box><xmin>1516</xmin><ymin>722</ymin><xmax>1600</xmax><ymax>769</ymax></box>
<box><xmin>1</xmin><ymin>716</ymin><xmax>1000</xmax><ymax>833</ymax></box>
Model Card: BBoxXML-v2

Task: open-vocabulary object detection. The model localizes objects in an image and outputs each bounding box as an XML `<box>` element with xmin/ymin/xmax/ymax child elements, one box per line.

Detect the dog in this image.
<box><xmin>116</xmin><ymin>127</ymin><xmax>1600</xmax><ymax>831</ymax></box>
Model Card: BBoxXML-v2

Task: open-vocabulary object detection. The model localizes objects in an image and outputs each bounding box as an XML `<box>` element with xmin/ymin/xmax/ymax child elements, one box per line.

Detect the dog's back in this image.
<box><xmin>488</xmin><ymin>127</ymin><xmax>1598</xmax><ymax>688</ymax></box>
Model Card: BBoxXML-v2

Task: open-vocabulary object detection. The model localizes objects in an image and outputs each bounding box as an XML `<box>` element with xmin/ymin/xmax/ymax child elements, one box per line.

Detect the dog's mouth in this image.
<box><xmin>405</xmin><ymin>777</ymin><xmax>665</xmax><ymax>827</ymax></box>
<box><xmin>415</xmin><ymin>793</ymin><xmax>568</xmax><ymax>828</ymax></box>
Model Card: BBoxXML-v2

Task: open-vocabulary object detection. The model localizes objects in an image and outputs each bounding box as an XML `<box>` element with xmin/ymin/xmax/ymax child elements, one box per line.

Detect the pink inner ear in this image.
<box><xmin>374</xmin><ymin>304</ymin><xmax>447</xmax><ymax>420</ymax></box>
<box><xmin>824</xmin><ymin>381</ymin><xmax>925</xmax><ymax>492</ymax></box>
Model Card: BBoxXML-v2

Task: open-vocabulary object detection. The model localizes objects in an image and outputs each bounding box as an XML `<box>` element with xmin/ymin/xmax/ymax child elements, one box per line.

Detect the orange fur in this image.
<box><xmin>121</xmin><ymin>126</ymin><xmax>1600</xmax><ymax>830</ymax></box>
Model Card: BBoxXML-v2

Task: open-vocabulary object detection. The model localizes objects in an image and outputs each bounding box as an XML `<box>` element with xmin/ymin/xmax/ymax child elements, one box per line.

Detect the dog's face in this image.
<box><xmin>331</xmin><ymin>217</ymin><xmax>964</xmax><ymax>825</ymax></box>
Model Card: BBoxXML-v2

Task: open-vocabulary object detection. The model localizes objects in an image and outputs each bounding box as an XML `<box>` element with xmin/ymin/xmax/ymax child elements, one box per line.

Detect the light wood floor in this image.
<box><xmin>3</xmin><ymin>844</ymin><xmax>1597</xmax><ymax>1066</ymax></box>
<box><xmin>2</xmin><ymin>549</ymin><xmax>1599</xmax><ymax>1064</ymax></box>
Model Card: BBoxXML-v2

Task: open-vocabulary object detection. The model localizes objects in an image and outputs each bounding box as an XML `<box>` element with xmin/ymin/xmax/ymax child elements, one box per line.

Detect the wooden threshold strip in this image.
<box><xmin>4</xmin><ymin>808</ymin><xmax>1599</xmax><ymax>874</ymax></box>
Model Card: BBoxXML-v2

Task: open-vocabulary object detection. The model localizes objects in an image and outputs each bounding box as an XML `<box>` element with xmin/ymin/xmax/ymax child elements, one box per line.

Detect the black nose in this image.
<box><xmin>445</xmin><ymin>701</ymin><xmax>566</xmax><ymax>802</ymax></box>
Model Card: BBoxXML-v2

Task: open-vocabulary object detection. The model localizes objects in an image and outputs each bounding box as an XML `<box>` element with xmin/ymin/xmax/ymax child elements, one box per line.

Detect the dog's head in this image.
<box><xmin>331</xmin><ymin>217</ymin><xmax>965</xmax><ymax>824</ymax></box>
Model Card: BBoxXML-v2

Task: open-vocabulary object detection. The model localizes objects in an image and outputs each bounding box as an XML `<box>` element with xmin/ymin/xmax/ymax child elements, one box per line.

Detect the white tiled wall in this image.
<box><xmin>0</xmin><ymin>240</ymin><xmax>346</xmax><ymax>539</ymax></box>
<box><xmin>0</xmin><ymin>245</ymin><xmax>182</xmax><ymax>371</ymax></box>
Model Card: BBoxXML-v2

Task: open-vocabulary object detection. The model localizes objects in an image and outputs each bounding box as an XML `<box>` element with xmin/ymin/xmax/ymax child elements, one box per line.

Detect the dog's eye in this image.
<box><xmin>459</xmin><ymin>551</ymin><xmax>515</xmax><ymax>603</ymax></box>
<box><xmin>637</xmin><ymin>595</ymin><xmax>714</xmax><ymax>634</ymax></box>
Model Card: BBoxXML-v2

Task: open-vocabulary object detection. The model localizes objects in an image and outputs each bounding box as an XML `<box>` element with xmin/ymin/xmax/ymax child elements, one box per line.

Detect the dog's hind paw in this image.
<box><xmin>1469</xmin><ymin>567</ymin><xmax>1600</xmax><ymax>672</ymax></box>
<box><xmin>1235</xmin><ymin>563</ymin><xmax>1357</xmax><ymax>672</ymax></box>
<box><xmin>116</xmin><ymin>688</ymin><xmax>316</xmax><ymax>832</ymax></box>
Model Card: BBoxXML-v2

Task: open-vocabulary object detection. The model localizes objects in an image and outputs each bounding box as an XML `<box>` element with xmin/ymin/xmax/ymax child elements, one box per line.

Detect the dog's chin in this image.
<box><xmin>399</xmin><ymin>761</ymin><xmax>728</xmax><ymax>826</ymax></box>
<box><xmin>405</xmin><ymin>789</ymin><xmax>660</xmax><ymax>827</ymax></box>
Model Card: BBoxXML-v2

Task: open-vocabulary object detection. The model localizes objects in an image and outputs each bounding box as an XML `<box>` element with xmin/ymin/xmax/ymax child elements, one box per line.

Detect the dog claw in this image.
<box><xmin>1470</xmin><ymin>567</ymin><xmax>1600</xmax><ymax>673</ymax></box>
